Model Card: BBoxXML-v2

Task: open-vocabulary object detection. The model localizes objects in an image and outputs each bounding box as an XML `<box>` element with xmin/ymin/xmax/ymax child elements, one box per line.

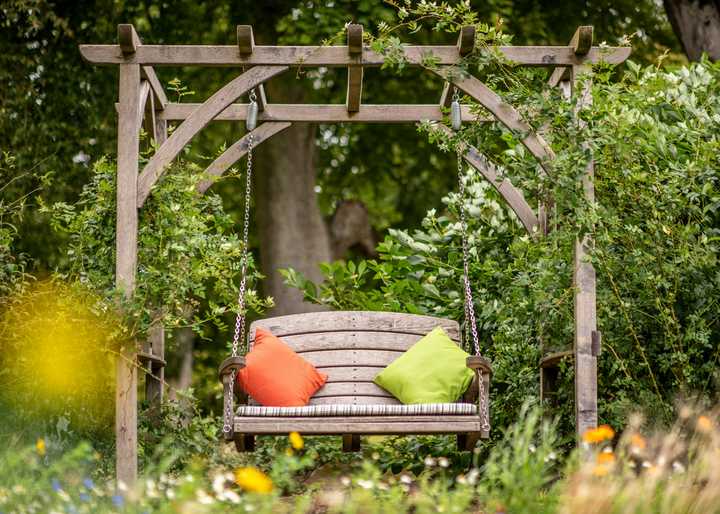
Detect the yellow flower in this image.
<box><xmin>697</xmin><ymin>415</ymin><xmax>713</xmax><ymax>433</ymax></box>
<box><xmin>285</xmin><ymin>448</ymin><xmax>294</xmax><ymax>457</ymax></box>
<box><xmin>582</xmin><ymin>425</ymin><xmax>615</xmax><ymax>444</ymax></box>
<box><xmin>36</xmin><ymin>438</ymin><xmax>46</xmax><ymax>457</ymax></box>
<box><xmin>234</xmin><ymin>467</ymin><xmax>273</xmax><ymax>494</ymax></box>
<box><xmin>592</xmin><ymin>464</ymin><xmax>609</xmax><ymax>477</ymax></box>
<box><xmin>289</xmin><ymin>431</ymin><xmax>304</xmax><ymax>450</ymax></box>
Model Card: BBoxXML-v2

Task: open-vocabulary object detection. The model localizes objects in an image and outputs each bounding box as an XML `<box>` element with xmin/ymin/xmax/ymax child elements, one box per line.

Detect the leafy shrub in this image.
<box><xmin>286</xmin><ymin>59</ymin><xmax>720</xmax><ymax>437</ymax></box>
<box><xmin>44</xmin><ymin>156</ymin><xmax>272</xmax><ymax>344</ymax></box>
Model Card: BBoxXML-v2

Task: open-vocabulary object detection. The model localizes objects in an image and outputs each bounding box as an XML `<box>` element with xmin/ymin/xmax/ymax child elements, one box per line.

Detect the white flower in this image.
<box><xmin>424</xmin><ymin>456</ymin><xmax>436</xmax><ymax>467</ymax></box>
<box><xmin>672</xmin><ymin>461</ymin><xmax>685</xmax><ymax>474</ymax></box>
<box><xmin>357</xmin><ymin>479</ymin><xmax>374</xmax><ymax>490</ymax></box>
<box><xmin>400</xmin><ymin>474</ymin><xmax>412</xmax><ymax>485</ymax></box>
<box><xmin>438</xmin><ymin>457</ymin><xmax>450</xmax><ymax>468</ymax></box>
<box><xmin>340</xmin><ymin>477</ymin><xmax>351</xmax><ymax>487</ymax></box>
<box><xmin>196</xmin><ymin>489</ymin><xmax>214</xmax><ymax>505</ymax></box>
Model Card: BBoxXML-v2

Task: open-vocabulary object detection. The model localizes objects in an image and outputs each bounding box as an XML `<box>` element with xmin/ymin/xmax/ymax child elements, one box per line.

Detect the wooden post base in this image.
<box><xmin>234</xmin><ymin>434</ymin><xmax>255</xmax><ymax>452</ymax></box>
<box><xmin>342</xmin><ymin>434</ymin><xmax>361</xmax><ymax>452</ymax></box>
<box><xmin>457</xmin><ymin>432</ymin><xmax>480</xmax><ymax>451</ymax></box>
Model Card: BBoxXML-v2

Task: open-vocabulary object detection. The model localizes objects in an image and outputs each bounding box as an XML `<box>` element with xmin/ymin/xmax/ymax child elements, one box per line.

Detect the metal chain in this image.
<box><xmin>453</xmin><ymin>89</ymin><xmax>489</xmax><ymax>433</ymax></box>
<box><xmin>223</xmin><ymin>94</ymin><xmax>256</xmax><ymax>435</ymax></box>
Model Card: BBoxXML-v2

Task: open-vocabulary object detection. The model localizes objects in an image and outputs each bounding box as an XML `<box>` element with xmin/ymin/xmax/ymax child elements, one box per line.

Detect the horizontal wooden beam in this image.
<box><xmin>547</xmin><ymin>26</ymin><xmax>597</xmax><ymax>87</ymax></box>
<box><xmin>79</xmin><ymin>44</ymin><xmax>631</xmax><ymax>67</ymax></box>
<box><xmin>157</xmin><ymin>103</ymin><xmax>488</xmax><ymax>123</ymax></box>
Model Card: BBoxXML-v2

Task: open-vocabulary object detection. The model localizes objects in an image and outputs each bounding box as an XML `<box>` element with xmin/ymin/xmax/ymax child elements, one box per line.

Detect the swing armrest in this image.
<box><xmin>464</xmin><ymin>356</ymin><xmax>492</xmax><ymax>434</ymax></box>
<box><xmin>462</xmin><ymin>357</ymin><xmax>491</xmax><ymax>403</ymax></box>
<box><xmin>219</xmin><ymin>356</ymin><xmax>247</xmax><ymax>441</ymax></box>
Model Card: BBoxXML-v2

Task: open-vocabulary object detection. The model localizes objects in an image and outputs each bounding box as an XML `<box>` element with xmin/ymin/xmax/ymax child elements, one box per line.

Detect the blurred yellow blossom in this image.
<box><xmin>35</xmin><ymin>438</ymin><xmax>46</xmax><ymax>457</ymax></box>
<box><xmin>234</xmin><ymin>467</ymin><xmax>273</xmax><ymax>494</ymax></box>
<box><xmin>582</xmin><ymin>425</ymin><xmax>615</xmax><ymax>444</ymax></box>
<box><xmin>289</xmin><ymin>431</ymin><xmax>304</xmax><ymax>450</ymax></box>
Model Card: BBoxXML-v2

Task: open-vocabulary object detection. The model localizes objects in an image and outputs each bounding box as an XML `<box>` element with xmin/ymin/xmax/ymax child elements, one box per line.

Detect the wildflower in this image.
<box><xmin>697</xmin><ymin>415</ymin><xmax>713</xmax><ymax>433</ymax></box>
<box><xmin>285</xmin><ymin>448</ymin><xmax>294</xmax><ymax>457</ymax></box>
<box><xmin>424</xmin><ymin>456</ymin><xmax>436</xmax><ymax>467</ymax></box>
<box><xmin>289</xmin><ymin>431</ymin><xmax>304</xmax><ymax>450</ymax></box>
<box><xmin>51</xmin><ymin>479</ymin><xmax>61</xmax><ymax>492</ymax></box>
<box><xmin>79</xmin><ymin>493</ymin><xmax>90</xmax><ymax>502</ymax></box>
<box><xmin>400</xmin><ymin>474</ymin><xmax>412</xmax><ymax>485</ymax></box>
<box><xmin>630</xmin><ymin>433</ymin><xmax>646</xmax><ymax>451</ymax></box>
<box><xmin>672</xmin><ymin>461</ymin><xmax>685</xmax><ymax>474</ymax></box>
<box><xmin>582</xmin><ymin>425</ymin><xmax>615</xmax><ymax>444</ymax></box>
<box><xmin>357</xmin><ymin>479</ymin><xmax>374</xmax><ymax>490</ymax></box>
<box><xmin>234</xmin><ymin>467</ymin><xmax>273</xmax><ymax>494</ymax></box>
<box><xmin>340</xmin><ymin>477</ymin><xmax>351</xmax><ymax>487</ymax></box>
<box><xmin>112</xmin><ymin>494</ymin><xmax>124</xmax><ymax>507</ymax></box>
<box><xmin>82</xmin><ymin>478</ymin><xmax>94</xmax><ymax>490</ymax></box>
<box><xmin>196</xmin><ymin>489</ymin><xmax>214</xmax><ymax>505</ymax></box>
<box><xmin>371</xmin><ymin>452</ymin><xmax>380</xmax><ymax>460</ymax></box>
<box><xmin>438</xmin><ymin>457</ymin><xmax>450</xmax><ymax>468</ymax></box>
<box><xmin>592</xmin><ymin>465</ymin><xmax>609</xmax><ymax>477</ymax></box>
<box><xmin>596</xmin><ymin>452</ymin><xmax>615</xmax><ymax>465</ymax></box>
<box><xmin>36</xmin><ymin>438</ymin><xmax>46</xmax><ymax>457</ymax></box>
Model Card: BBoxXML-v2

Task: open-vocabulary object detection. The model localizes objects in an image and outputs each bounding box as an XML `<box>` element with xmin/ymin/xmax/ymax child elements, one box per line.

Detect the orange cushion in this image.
<box><xmin>237</xmin><ymin>327</ymin><xmax>328</xmax><ymax>407</ymax></box>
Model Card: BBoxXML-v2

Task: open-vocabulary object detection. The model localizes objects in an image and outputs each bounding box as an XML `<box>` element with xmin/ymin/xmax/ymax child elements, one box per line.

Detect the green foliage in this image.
<box><xmin>44</xmin><ymin>157</ymin><xmax>271</xmax><ymax>343</ymax></box>
<box><xmin>287</xmin><ymin>56</ymin><xmax>720</xmax><ymax>436</ymax></box>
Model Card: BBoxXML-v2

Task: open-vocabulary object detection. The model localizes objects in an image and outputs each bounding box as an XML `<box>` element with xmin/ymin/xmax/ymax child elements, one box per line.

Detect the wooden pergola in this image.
<box><xmin>79</xmin><ymin>23</ymin><xmax>630</xmax><ymax>484</ymax></box>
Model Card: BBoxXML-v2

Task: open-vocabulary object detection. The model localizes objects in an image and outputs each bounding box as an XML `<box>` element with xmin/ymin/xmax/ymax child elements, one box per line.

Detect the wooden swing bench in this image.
<box><xmin>220</xmin><ymin>311</ymin><xmax>491</xmax><ymax>452</ymax></box>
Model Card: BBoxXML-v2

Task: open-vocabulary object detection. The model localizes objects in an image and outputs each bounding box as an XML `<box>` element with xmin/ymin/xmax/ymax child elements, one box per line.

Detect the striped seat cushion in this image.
<box><xmin>236</xmin><ymin>402</ymin><xmax>477</xmax><ymax>417</ymax></box>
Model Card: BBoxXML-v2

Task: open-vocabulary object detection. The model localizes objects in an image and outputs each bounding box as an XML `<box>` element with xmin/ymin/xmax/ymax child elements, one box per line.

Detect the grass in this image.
<box><xmin>1</xmin><ymin>404</ymin><xmax>718</xmax><ymax>513</ymax></box>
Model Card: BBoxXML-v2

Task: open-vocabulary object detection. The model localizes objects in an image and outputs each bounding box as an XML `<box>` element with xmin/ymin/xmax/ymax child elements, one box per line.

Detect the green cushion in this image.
<box><xmin>373</xmin><ymin>326</ymin><xmax>475</xmax><ymax>404</ymax></box>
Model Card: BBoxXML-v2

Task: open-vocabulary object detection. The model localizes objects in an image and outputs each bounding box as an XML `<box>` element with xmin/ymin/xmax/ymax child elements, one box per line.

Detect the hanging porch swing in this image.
<box><xmin>217</xmin><ymin>89</ymin><xmax>491</xmax><ymax>452</ymax></box>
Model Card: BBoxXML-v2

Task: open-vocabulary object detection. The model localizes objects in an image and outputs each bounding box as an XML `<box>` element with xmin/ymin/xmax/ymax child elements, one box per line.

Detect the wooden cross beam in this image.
<box><xmin>80</xmin><ymin>42</ymin><xmax>630</xmax><ymax>67</ymax></box>
<box><xmin>346</xmin><ymin>24</ymin><xmax>363</xmax><ymax>113</ymax></box>
<box><xmin>440</xmin><ymin>26</ymin><xmax>476</xmax><ymax>108</ymax></box>
<box><xmin>237</xmin><ymin>25</ymin><xmax>268</xmax><ymax>111</ymax></box>
<box><xmin>548</xmin><ymin>26</ymin><xmax>593</xmax><ymax>87</ymax></box>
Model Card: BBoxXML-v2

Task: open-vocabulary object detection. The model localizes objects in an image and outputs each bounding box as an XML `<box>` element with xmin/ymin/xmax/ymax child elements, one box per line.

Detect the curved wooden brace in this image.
<box><xmin>433</xmin><ymin>68</ymin><xmax>556</xmax><ymax>175</ymax></box>
<box><xmin>434</xmin><ymin>125</ymin><xmax>539</xmax><ymax>234</ymax></box>
<box><xmin>136</xmin><ymin>65</ymin><xmax>288</xmax><ymax>207</ymax></box>
<box><xmin>196</xmin><ymin>121</ymin><xmax>292</xmax><ymax>194</ymax></box>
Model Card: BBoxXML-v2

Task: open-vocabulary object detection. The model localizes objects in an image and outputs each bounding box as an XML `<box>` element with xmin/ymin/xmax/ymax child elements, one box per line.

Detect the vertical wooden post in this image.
<box><xmin>571</xmin><ymin>62</ymin><xmax>598</xmax><ymax>438</ymax></box>
<box><xmin>144</xmin><ymin>320</ymin><xmax>165</xmax><ymax>406</ymax></box>
<box><xmin>116</xmin><ymin>61</ymin><xmax>141</xmax><ymax>485</ymax></box>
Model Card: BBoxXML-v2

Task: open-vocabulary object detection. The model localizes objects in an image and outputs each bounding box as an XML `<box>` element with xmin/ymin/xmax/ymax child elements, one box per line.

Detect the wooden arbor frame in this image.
<box><xmin>80</xmin><ymin>23</ymin><xmax>629</xmax><ymax>484</ymax></box>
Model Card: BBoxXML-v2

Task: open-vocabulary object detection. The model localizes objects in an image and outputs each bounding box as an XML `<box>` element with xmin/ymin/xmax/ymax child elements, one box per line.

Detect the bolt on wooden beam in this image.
<box><xmin>440</xmin><ymin>25</ymin><xmax>476</xmax><ymax>107</ymax></box>
<box><xmin>118</xmin><ymin>24</ymin><xmax>141</xmax><ymax>55</ymax></box>
<box><xmin>236</xmin><ymin>25</ymin><xmax>267</xmax><ymax>111</ymax></box>
<box><xmin>346</xmin><ymin>24</ymin><xmax>363</xmax><ymax>113</ymax></box>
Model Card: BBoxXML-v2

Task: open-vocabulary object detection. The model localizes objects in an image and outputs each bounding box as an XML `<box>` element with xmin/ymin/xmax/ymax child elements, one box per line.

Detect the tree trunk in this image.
<box><xmin>254</xmin><ymin>80</ymin><xmax>332</xmax><ymax>316</ymax></box>
<box><xmin>664</xmin><ymin>0</ymin><xmax>720</xmax><ymax>61</ymax></box>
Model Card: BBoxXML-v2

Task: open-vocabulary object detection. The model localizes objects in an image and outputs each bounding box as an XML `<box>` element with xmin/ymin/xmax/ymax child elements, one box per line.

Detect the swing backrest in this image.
<box><xmin>247</xmin><ymin>311</ymin><xmax>461</xmax><ymax>406</ymax></box>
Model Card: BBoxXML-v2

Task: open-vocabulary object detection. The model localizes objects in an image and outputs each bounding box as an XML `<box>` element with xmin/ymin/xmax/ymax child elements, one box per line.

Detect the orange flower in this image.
<box><xmin>582</xmin><ymin>425</ymin><xmax>616</xmax><ymax>444</ymax></box>
<box><xmin>697</xmin><ymin>415</ymin><xmax>713</xmax><ymax>433</ymax></box>
<box><xmin>234</xmin><ymin>467</ymin><xmax>273</xmax><ymax>494</ymax></box>
<box><xmin>630</xmin><ymin>433</ymin><xmax>647</xmax><ymax>450</ymax></box>
<box><xmin>597</xmin><ymin>452</ymin><xmax>615</xmax><ymax>465</ymax></box>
